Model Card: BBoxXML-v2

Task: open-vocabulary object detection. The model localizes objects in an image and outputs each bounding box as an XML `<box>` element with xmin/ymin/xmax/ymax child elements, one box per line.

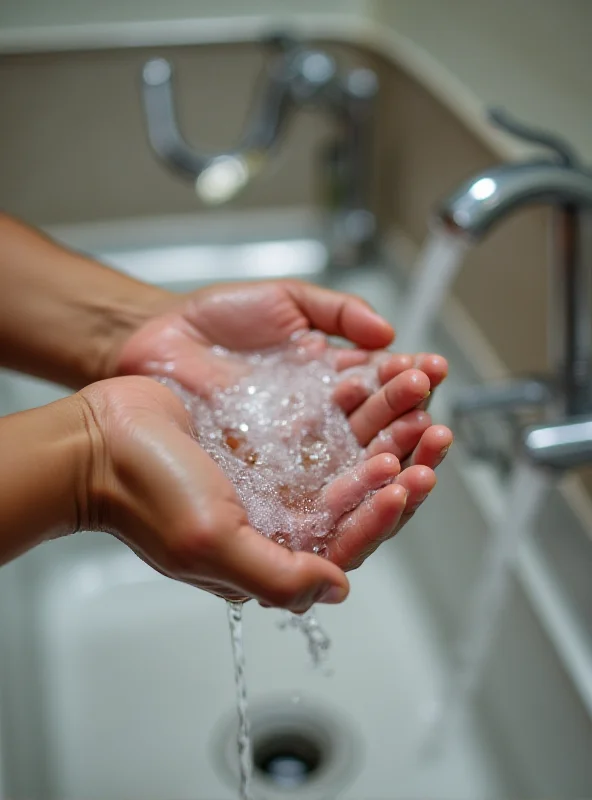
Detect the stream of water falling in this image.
<box><xmin>397</xmin><ymin>231</ymin><xmax>469</xmax><ymax>353</ymax></box>
<box><xmin>227</xmin><ymin>601</ymin><xmax>331</xmax><ymax>800</ymax></box>
<box><xmin>422</xmin><ymin>462</ymin><xmax>553</xmax><ymax>753</ymax></box>
<box><xmin>278</xmin><ymin>608</ymin><xmax>332</xmax><ymax>672</ymax></box>
<box><xmin>227</xmin><ymin>601</ymin><xmax>253</xmax><ymax>800</ymax></box>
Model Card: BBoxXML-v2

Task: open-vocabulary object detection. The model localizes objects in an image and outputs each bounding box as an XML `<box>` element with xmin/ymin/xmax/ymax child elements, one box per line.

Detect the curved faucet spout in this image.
<box><xmin>437</xmin><ymin>161</ymin><xmax>592</xmax><ymax>240</ymax></box>
<box><xmin>434</xmin><ymin>120</ymin><xmax>592</xmax><ymax>419</ymax></box>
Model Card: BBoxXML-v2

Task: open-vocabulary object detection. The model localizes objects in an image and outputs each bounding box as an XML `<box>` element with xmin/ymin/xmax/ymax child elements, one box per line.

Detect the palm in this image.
<box><xmin>115</xmin><ymin>280</ymin><xmax>453</xmax><ymax>578</ymax></box>
<box><xmin>117</xmin><ymin>280</ymin><xmax>395</xmax><ymax>395</ymax></box>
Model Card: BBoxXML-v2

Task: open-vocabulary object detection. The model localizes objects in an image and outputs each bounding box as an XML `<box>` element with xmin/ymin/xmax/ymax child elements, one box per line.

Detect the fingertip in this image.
<box><xmin>429</xmin><ymin>424</ymin><xmax>454</xmax><ymax>447</ymax></box>
<box><xmin>317</xmin><ymin>582</ymin><xmax>350</xmax><ymax>605</ymax></box>
<box><xmin>416</xmin><ymin>464</ymin><xmax>436</xmax><ymax>483</ymax></box>
<box><xmin>408</xmin><ymin>368</ymin><xmax>431</xmax><ymax>391</ymax></box>
<box><xmin>371</xmin><ymin>451</ymin><xmax>402</xmax><ymax>477</ymax></box>
<box><xmin>384</xmin><ymin>369</ymin><xmax>430</xmax><ymax>405</ymax></box>
<box><xmin>351</xmin><ymin>304</ymin><xmax>394</xmax><ymax>348</ymax></box>
<box><xmin>381</xmin><ymin>481</ymin><xmax>409</xmax><ymax>507</ymax></box>
<box><xmin>378</xmin><ymin>353</ymin><xmax>413</xmax><ymax>383</ymax></box>
<box><xmin>397</xmin><ymin>463</ymin><xmax>437</xmax><ymax>493</ymax></box>
<box><xmin>292</xmin><ymin>550</ymin><xmax>349</xmax><ymax>609</ymax></box>
<box><xmin>415</xmin><ymin>354</ymin><xmax>449</xmax><ymax>388</ymax></box>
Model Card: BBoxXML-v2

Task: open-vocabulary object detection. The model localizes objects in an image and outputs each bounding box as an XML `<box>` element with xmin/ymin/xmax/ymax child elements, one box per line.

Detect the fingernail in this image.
<box><xmin>317</xmin><ymin>585</ymin><xmax>348</xmax><ymax>605</ymax></box>
<box><xmin>436</xmin><ymin>445</ymin><xmax>451</xmax><ymax>465</ymax></box>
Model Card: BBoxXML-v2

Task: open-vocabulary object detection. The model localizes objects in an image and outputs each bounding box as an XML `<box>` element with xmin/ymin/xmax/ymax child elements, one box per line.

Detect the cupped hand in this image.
<box><xmin>115</xmin><ymin>279</ymin><xmax>451</xmax><ymax>477</ymax></box>
<box><xmin>78</xmin><ymin>376</ymin><xmax>449</xmax><ymax>610</ymax></box>
<box><xmin>79</xmin><ymin>376</ymin><xmax>349</xmax><ymax>611</ymax></box>
<box><xmin>115</xmin><ymin>279</ymin><xmax>395</xmax><ymax>392</ymax></box>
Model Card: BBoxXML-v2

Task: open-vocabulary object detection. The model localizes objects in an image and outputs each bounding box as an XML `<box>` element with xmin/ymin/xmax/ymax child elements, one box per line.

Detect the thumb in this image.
<box><xmin>215</xmin><ymin>526</ymin><xmax>349</xmax><ymax>613</ymax></box>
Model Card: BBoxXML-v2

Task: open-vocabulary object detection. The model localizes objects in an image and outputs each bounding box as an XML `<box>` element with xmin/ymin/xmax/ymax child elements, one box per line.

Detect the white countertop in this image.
<box><xmin>0</xmin><ymin>0</ymin><xmax>590</xmax><ymax>164</ymax></box>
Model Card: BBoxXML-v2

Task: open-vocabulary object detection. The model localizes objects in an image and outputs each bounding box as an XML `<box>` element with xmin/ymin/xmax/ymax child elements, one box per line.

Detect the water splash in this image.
<box><xmin>397</xmin><ymin>231</ymin><xmax>468</xmax><ymax>352</ymax></box>
<box><xmin>423</xmin><ymin>462</ymin><xmax>552</xmax><ymax>752</ymax></box>
<box><xmin>226</xmin><ymin>601</ymin><xmax>253</xmax><ymax>800</ymax></box>
<box><xmin>278</xmin><ymin>607</ymin><xmax>333</xmax><ymax>673</ymax></box>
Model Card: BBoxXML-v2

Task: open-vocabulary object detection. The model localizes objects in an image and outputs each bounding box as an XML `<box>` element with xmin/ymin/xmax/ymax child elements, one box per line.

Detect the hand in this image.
<box><xmin>78</xmin><ymin>376</ymin><xmax>444</xmax><ymax>611</ymax></box>
<box><xmin>114</xmin><ymin>279</ymin><xmax>451</xmax><ymax>489</ymax></box>
<box><xmin>114</xmin><ymin>279</ymin><xmax>395</xmax><ymax>392</ymax></box>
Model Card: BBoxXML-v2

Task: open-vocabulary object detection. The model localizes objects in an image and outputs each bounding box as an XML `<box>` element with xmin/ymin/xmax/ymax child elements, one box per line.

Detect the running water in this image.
<box><xmin>227</xmin><ymin>601</ymin><xmax>253</xmax><ymax>800</ymax></box>
<box><xmin>423</xmin><ymin>462</ymin><xmax>552</xmax><ymax>752</ymax></box>
<box><xmin>278</xmin><ymin>608</ymin><xmax>332</xmax><ymax>672</ymax></box>
<box><xmin>397</xmin><ymin>230</ymin><xmax>469</xmax><ymax>353</ymax></box>
<box><xmin>163</xmin><ymin>339</ymin><xmax>382</xmax><ymax>799</ymax></box>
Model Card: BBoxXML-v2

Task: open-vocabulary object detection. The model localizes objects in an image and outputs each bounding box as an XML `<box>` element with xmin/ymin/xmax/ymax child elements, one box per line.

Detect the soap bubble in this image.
<box><xmin>161</xmin><ymin>341</ymin><xmax>381</xmax><ymax>552</ymax></box>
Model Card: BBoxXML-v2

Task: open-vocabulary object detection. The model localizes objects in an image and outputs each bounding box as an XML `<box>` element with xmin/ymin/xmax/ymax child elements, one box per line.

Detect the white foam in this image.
<box><xmin>161</xmin><ymin>337</ymin><xmax>379</xmax><ymax>552</ymax></box>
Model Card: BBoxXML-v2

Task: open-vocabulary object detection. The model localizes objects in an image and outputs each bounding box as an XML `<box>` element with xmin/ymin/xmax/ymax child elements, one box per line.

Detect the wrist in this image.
<box><xmin>79</xmin><ymin>264</ymin><xmax>173</xmax><ymax>386</ymax></box>
<box><xmin>0</xmin><ymin>393</ymin><xmax>94</xmax><ymax>564</ymax></box>
<box><xmin>0</xmin><ymin>210</ymin><xmax>175</xmax><ymax>388</ymax></box>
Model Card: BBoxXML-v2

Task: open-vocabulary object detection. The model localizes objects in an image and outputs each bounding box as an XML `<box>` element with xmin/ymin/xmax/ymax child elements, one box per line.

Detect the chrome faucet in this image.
<box><xmin>140</xmin><ymin>33</ymin><xmax>379</xmax><ymax>268</ymax></box>
<box><xmin>439</xmin><ymin>109</ymin><xmax>592</xmax><ymax>471</ymax></box>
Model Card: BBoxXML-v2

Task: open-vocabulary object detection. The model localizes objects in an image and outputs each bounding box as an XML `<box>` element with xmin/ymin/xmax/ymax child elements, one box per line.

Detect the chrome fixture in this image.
<box><xmin>442</xmin><ymin>109</ymin><xmax>592</xmax><ymax>471</ymax></box>
<box><xmin>140</xmin><ymin>34</ymin><xmax>379</xmax><ymax>268</ymax></box>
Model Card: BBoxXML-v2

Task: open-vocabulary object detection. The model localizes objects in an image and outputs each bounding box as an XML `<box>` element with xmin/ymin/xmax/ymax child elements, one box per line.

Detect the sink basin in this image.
<box><xmin>0</xmin><ymin>213</ymin><xmax>590</xmax><ymax>800</ymax></box>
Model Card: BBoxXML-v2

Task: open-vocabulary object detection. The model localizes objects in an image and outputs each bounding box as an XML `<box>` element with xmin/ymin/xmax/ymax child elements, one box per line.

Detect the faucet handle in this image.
<box><xmin>488</xmin><ymin>107</ymin><xmax>581</xmax><ymax>168</ymax></box>
<box><xmin>522</xmin><ymin>416</ymin><xmax>592</xmax><ymax>470</ymax></box>
<box><xmin>451</xmin><ymin>378</ymin><xmax>553</xmax><ymax>476</ymax></box>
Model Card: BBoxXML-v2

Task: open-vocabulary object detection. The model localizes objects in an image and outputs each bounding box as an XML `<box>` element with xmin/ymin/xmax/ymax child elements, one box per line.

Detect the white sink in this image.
<box><xmin>30</xmin><ymin>527</ymin><xmax>507</xmax><ymax>800</ymax></box>
<box><xmin>1</xmin><ymin>214</ymin><xmax>590</xmax><ymax>799</ymax></box>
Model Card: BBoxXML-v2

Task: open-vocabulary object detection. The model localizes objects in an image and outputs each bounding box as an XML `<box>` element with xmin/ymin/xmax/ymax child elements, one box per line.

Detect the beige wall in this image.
<box><xmin>0</xmin><ymin>39</ymin><xmax>587</xmax><ymax>489</ymax></box>
<box><xmin>0</xmin><ymin>43</ymin><xmax>339</xmax><ymax>224</ymax></box>
<box><xmin>0</xmin><ymin>0</ymin><xmax>372</xmax><ymax>28</ymax></box>
<box><xmin>373</xmin><ymin>0</ymin><xmax>592</xmax><ymax>164</ymax></box>
<box><xmin>0</xmin><ymin>40</ymin><xmax>554</xmax><ymax>378</ymax></box>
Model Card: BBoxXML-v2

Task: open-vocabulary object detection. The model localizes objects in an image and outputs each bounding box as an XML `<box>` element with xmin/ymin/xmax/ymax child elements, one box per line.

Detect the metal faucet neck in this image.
<box><xmin>438</xmin><ymin>110</ymin><xmax>592</xmax><ymax>420</ymax></box>
<box><xmin>140</xmin><ymin>34</ymin><xmax>379</xmax><ymax>267</ymax></box>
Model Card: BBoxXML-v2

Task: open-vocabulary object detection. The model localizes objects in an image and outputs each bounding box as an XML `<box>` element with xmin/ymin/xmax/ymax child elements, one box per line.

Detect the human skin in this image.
<box><xmin>0</xmin><ymin>213</ymin><xmax>452</xmax><ymax>610</ymax></box>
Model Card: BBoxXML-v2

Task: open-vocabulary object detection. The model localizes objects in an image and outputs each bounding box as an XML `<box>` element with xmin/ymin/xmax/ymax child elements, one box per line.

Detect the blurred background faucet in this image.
<box><xmin>141</xmin><ymin>33</ymin><xmax>379</xmax><ymax>270</ymax></box>
<box><xmin>435</xmin><ymin>109</ymin><xmax>592</xmax><ymax>474</ymax></box>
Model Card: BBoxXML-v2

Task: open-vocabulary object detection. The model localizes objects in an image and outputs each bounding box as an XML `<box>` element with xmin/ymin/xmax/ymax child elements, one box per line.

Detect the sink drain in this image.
<box><xmin>254</xmin><ymin>730</ymin><xmax>322</xmax><ymax>788</ymax></box>
<box><xmin>212</xmin><ymin>694</ymin><xmax>362</xmax><ymax>799</ymax></box>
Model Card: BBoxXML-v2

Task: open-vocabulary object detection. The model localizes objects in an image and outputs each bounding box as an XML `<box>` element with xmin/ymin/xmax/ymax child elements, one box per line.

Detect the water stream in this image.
<box><xmin>227</xmin><ymin>601</ymin><xmax>331</xmax><ymax>800</ymax></box>
<box><xmin>423</xmin><ymin>462</ymin><xmax>553</xmax><ymax>752</ymax></box>
<box><xmin>278</xmin><ymin>608</ymin><xmax>332</xmax><ymax>672</ymax></box>
<box><xmin>397</xmin><ymin>231</ymin><xmax>469</xmax><ymax>352</ymax></box>
<box><xmin>227</xmin><ymin>601</ymin><xmax>254</xmax><ymax>800</ymax></box>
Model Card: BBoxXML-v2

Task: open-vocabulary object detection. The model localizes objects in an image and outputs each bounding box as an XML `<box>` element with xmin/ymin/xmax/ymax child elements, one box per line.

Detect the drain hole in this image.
<box><xmin>254</xmin><ymin>731</ymin><xmax>324</xmax><ymax>788</ymax></box>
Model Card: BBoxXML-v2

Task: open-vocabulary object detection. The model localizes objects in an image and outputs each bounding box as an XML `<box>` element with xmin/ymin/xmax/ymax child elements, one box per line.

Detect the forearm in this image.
<box><xmin>0</xmin><ymin>213</ymin><xmax>170</xmax><ymax>388</ymax></box>
<box><xmin>0</xmin><ymin>394</ymin><xmax>93</xmax><ymax>565</ymax></box>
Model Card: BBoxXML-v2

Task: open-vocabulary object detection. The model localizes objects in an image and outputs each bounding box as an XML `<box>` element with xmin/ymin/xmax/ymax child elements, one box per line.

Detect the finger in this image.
<box><xmin>348</xmin><ymin>369</ymin><xmax>431</xmax><ymax>446</ymax></box>
<box><xmin>394</xmin><ymin>464</ymin><xmax>437</xmax><ymax>529</ymax></box>
<box><xmin>377</xmin><ymin>353</ymin><xmax>414</xmax><ymax>384</ymax></box>
<box><xmin>286</xmin><ymin>281</ymin><xmax>394</xmax><ymax>349</ymax></box>
<box><xmin>402</xmin><ymin>425</ymin><xmax>453</xmax><ymax>469</ymax></box>
<box><xmin>378</xmin><ymin>353</ymin><xmax>448</xmax><ymax>389</ymax></box>
<box><xmin>330</xmin><ymin>348</ymin><xmax>372</xmax><ymax>371</ymax></box>
<box><xmin>215</xmin><ymin>524</ymin><xmax>350</xmax><ymax>613</ymax></box>
<box><xmin>322</xmin><ymin>453</ymin><xmax>400</xmax><ymax>518</ymax></box>
<box><xmin>326</xmin><ymin>483</ymin><xmax>408</xmax><ymax>571</ymax></box>
<box><xmin>414</xmin><ymin>353</ymin><xmax>448</xmax><ymax>389</ymax></box>
<box><xmin>332</xmin><ymin>378</ymin><xmax>370</xmax><ymax>415</ymax></box>
<box><xmin>365</xmin><ymin>409</ymin><xmax>432</xmax><ymax>460</ymax></box>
